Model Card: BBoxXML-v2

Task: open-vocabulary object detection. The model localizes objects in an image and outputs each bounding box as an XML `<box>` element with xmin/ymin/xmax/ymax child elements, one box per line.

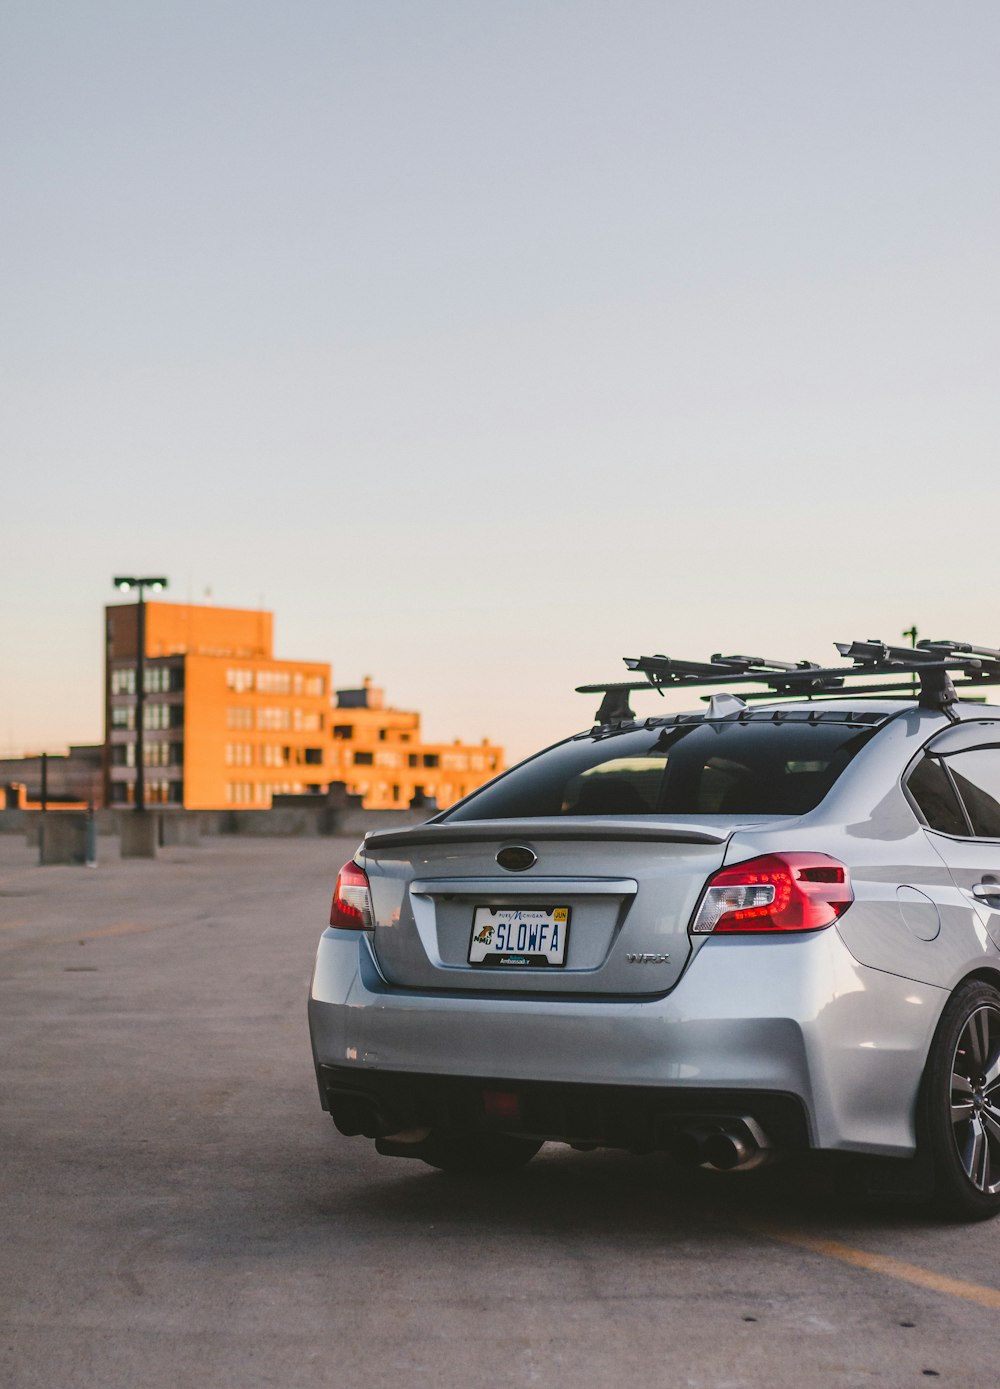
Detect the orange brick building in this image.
<box><xmin>104</xmin><ymin>601</ymin><xmax>503</xmax><ymax>811</ymax></box>
<box><xmin>329</xmin><ymin>678</ymin><xmax>503</xmax><ymax>810</ymax></box>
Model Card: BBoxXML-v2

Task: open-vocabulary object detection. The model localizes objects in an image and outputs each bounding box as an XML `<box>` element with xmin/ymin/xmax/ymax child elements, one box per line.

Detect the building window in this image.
<box><xmin>227</xmin><ymin>706</ymin><xmax>254</xmax><ymax>730</ymax></box>
<box><xmin>144</xmin><ymin>666</ymin><xmax>178</xmax><ymax>694</ymax></box>
<box><xmin>111</xmin><ymin>706</ymin><xmax>135</xmax><ymax>730</ymax></box>
<box><xmin>143</xmin><ymin>703</ymin><xmax>177</xmax><ymax>731</ymax></box>
<box><xmin>333</xmin><ymin>725</ymin><xmax>353</xmax><ymax>740</ymax></box>
<box><xmin>226</xmin><ymin>668</ymin><xmax>254</xmax><ymax>693</ymax></box>
<box><xmin>293</xmin><ymin>709</ymin><xmax>321</xmax><ymax>732</ymax></box>
<box><xmin>423</xmin><ymin>754</ymin><xmax>440</xmax><ymax>768</ymax></box>
<box><xmin>257</xmin><ymin>707</ymin><xmax>291</xmax><ymax>731</ymax></box>
<box><xmin>256</xmin><ymin>670</ymin><xmax>291</xmax><ymax>695</ymax></box>
<box><xmin>305</xmin><ymin>675</ymin><xmax>325</xmax><ymax>697</ymax></box>
<box><xmin>266</xmin><ymin>781</ymin><xmax>304</xmax><ymax>797</ymax></box>
<box><xmin>111</xmin><ymin>668</ymin><xmax>135</xmax><ymax>695</ymax></box>
<box><xmin>304</xmin><ymin>748</ymin><xmax>323</xmax><ymax>765</ymax></box>
<box><xmin>408</xmin><ymin>753</ymin><xmax>418</xmax><ymax>768</ymax></box>
<box><xmin>353</xmin><ymin>751</ymin><xmax>374</xmax><ymax>766</ymax></box>
<box><xmin>143</xmin><ymin>742</ymin><xmax>174</xmax><ymax>767</ymax></box>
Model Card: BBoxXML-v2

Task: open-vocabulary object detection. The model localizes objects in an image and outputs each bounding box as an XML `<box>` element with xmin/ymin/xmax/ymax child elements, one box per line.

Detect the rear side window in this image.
<box><xmin>445</xmin><ymin>720</ymin><xmax>877</xmax><ymax>821</ymax></box>
<box><xmin>945</xmin><ymin>748</ymin><xmax>1000</xmax><ymax>839</ymax></box>
<box><xmin>906</xmin><ymin>756</ymin><xmax>970</xmax><ymax>836</ymax></box>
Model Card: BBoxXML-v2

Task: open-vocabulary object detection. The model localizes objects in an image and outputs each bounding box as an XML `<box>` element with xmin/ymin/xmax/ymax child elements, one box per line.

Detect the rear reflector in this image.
<box><xmin>330</xmin><ymin>859</ymin><xmax>374</xmax><ymax>930</ymax></box>
<box><xmin>483</xmin><ymin>1090</ymin><xmax>522</xmax><ymax>1123</ymax></box>
<box><xmin>690</xmin><ymin>852</ymin><xmax>853</xmax><ymax>934</ymax></box>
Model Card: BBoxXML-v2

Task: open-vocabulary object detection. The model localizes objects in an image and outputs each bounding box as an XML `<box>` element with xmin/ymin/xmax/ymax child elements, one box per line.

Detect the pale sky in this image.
<box><xmin>2</xmin><ymin>1</ymin><xmax>999</xmax><ymax>764</ymax></box>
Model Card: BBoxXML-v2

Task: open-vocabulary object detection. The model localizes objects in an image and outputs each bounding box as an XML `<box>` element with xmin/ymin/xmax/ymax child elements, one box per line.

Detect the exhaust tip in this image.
<box><xmin>668</xmin><ymin>1115</ymin><xmax>772</xmax><ymax>1172</ymax></box>
<box><xmin>703</xmin><ymin>1131</ymin><xmax>751</xmax><ymax>1171</ymax></box>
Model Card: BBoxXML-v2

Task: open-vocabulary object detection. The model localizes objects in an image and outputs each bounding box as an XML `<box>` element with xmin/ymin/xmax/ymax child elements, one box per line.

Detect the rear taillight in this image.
<box><xmin>330</xmin><ymin>859</ymin><xmax>374</xmax><ymax>930</ymax></box>
<box><xmin>690</xmin><ymin>852</ymin><xmax>853</xmax><ymax>935</ymax></box>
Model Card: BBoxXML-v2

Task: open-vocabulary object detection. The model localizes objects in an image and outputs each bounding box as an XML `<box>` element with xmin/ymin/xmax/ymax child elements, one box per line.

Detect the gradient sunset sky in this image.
<box><xmin>3</xmin><ymin>2</ymin><xmax>999</xmax><ymax>763</ymax></box>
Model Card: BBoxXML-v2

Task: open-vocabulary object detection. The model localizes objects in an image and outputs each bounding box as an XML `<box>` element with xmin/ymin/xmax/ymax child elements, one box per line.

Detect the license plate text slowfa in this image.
<box><xmin>469</xmin><ymin>907</ymin><xmax>569</xmax><ymax>967</ymax></box>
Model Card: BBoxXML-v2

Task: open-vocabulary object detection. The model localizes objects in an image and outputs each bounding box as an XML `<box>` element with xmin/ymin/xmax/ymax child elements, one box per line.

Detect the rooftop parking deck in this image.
<box><xmin>4</xmin><ymin>834</ymin><xmax>1000</xmax><ymax>1388</ymax></box>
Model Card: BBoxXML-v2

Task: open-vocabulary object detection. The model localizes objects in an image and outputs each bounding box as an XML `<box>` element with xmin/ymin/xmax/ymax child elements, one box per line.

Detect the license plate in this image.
<box><xmin>469</xmin><ymin>906</ymin><xmax>570</xmax><ymax>967</ymax></box>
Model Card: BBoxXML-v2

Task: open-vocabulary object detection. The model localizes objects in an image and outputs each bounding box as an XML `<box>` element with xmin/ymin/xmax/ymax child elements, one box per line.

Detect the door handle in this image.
<box><xmin>972</xmin><ymin>882</ymin><xmax>1000</xmax><ymax>902</ymax></box>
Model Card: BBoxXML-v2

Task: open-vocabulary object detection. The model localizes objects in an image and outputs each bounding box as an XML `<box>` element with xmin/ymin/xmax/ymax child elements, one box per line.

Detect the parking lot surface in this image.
<box><xmin>2</xmin><ymin>833</ymin><xmax>999</xmax><ymax>1388</ymax></box>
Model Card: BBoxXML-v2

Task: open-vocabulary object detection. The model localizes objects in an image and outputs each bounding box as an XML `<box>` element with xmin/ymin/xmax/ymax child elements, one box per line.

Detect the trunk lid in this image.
<box><xmin>359</xmin><ymin>816</ymin><xmax>742</xmax><ymax>996</ymax></box>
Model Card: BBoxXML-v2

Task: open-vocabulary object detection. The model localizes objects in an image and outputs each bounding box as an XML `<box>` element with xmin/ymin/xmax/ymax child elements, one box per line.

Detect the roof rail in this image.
<box><xmin>577</xmin><ymin>639</ymin><xmax>1000</xmax><ymax>725</ymax></box>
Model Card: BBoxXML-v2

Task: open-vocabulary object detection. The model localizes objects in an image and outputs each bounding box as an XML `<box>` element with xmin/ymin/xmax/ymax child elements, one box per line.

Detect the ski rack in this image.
<box><xmin>577</xmin><ymin>639</ymin><xmax>1000</xmax><ymax>726</ymax></box>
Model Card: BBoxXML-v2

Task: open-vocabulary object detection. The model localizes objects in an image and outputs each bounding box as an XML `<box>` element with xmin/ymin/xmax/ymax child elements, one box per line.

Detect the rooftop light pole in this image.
<box><xmin>113</xmin><ymin>576</ymin><xmax>168</xmax><ymax>812</ymax></box>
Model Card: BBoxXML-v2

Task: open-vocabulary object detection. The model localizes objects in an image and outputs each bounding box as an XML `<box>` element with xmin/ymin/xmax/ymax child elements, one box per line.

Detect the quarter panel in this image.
<box><xmin>724</xmin><ymin>717</ymin><xmax>997</xmax><ymax>988</ymax></box>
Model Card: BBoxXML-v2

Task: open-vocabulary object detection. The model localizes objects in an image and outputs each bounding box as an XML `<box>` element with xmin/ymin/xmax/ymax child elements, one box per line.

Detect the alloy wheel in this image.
<box><xmin>949</xmin><ymin>1004</ymin><xmax>1000</xmax><ymax>1196</ymax></box>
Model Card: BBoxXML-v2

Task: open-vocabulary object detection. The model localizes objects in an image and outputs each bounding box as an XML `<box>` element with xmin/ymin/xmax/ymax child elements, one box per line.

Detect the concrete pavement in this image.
<box><xmin>1</xmin><ymin>834</ymin><xmax>997</xmax><ymax>1388</ymax></box>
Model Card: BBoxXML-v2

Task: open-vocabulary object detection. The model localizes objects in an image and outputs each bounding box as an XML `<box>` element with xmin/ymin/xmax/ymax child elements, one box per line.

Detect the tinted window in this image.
<box><xmin>945</xmin><ymin>748</ymin><xmax>1000</xmax><ymax>838</ymax></box>
<box><xmin>445</xmin><ymin>720</ymin><xmax>876</xmax><ymax>821</ymax></box>
<box><xmin>906</xmin><ymin>755</ymin><xmax>969</xmax><ymax>836</ymax></box>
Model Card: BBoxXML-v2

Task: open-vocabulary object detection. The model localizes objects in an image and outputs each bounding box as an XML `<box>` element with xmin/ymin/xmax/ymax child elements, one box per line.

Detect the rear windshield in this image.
<box><xmin>445</xmin><ymin>720</ymin><xmax>877</xmax><ymax>820</ymax></box>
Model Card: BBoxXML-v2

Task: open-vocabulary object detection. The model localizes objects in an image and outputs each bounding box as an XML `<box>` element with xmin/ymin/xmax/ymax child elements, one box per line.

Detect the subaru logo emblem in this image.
<box><xmin>496</xmin><ymin>845</ymin><xmax>536</xmax><ymax>872</ymax></box>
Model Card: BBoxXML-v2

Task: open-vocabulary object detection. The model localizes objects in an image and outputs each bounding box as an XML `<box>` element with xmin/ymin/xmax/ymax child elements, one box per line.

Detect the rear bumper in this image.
<box><xmin>308</xmin><ymin>925</ymin><xmax>945</xmax><ymax>1158</ymax></box>
<box><xmin>315</xmin><ymin>1063</ymin><xmax>810</xmax><ymax>1153</ymax></box>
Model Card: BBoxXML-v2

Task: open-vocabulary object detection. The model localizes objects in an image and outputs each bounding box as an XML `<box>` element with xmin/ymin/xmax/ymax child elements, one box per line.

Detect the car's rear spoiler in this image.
<box><xmin>362</xmin><ymin>818</ymin><xmax>732</xmax><ymax>851</ymax></box>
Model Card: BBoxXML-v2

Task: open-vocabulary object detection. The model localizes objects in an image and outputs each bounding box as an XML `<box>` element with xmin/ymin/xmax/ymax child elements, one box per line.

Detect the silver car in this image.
<box><xmin>309</xmin><ymin>641</ymin><xmax>1000</xmax><ymax>1220</ymax></box>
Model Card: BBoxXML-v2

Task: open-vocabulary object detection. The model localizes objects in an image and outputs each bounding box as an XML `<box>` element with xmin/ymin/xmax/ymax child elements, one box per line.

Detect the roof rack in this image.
<box><xmin>577</xmin><ymin>639</ymin><xmax>1000</xmax><ymax>725</ymax></box>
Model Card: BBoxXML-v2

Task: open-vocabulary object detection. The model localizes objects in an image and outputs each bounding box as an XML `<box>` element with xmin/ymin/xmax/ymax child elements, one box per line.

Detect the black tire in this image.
<box><xmin>922</xmin><ymin>980</ymin><xmax>1000</xmax><ymax>1221</ymax></box>
<box><xmin>417</xmin><ymin>1130</ymin><xmax>542</xmax><ymax>1175</ymax></box>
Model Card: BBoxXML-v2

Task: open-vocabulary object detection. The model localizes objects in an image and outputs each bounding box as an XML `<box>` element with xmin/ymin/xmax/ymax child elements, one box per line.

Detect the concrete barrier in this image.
<box><xmin>158</xmin><ymin>813</ymin><xmax>202</xmax><ymax>847</ymax></box>
<box><xmin>0</xmin><ymin>808</ymin><xmax>26</xmax><ymax>835</ymax></box>
<box><xmin>338</xmin><ymin>808</ymin><xmax>431</xmax><ymax>836</ymax></box>
<box><xmin>19</xmin><ymin>802</ymin><xmax>436</xmax><ymax>851</ymax></box>
<box><xmin>206</xmin><ymin>805</ymin><xmax>432</xmax><ymax>837</ymax></box>
<box><xmin>225</xmin><ymin>807</ymin><xmax>330</xmax><ymax>836</ymax></box>
<box><xmin>119</xmin><ymin>812</ymin><xmax>159</xmax><ymax>858</ymax></box>
<box><xmin>38</xmin><ymin>813</ymin><xmax>91</xmax><ymax>865</ymax></box>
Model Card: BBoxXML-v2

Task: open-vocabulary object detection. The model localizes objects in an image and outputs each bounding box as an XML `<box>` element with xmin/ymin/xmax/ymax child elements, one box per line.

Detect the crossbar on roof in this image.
<box><xmin>577</xmin><ymin>638</ymin><xmax>1000</xmax><ymax>726</ymax></box>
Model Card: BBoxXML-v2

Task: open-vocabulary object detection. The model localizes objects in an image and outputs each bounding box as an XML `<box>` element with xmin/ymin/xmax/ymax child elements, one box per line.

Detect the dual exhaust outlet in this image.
<box><xmin>668</xmin><ymin>1116</ymin><xmax>772</xmax><ymax>1172</ymax></box>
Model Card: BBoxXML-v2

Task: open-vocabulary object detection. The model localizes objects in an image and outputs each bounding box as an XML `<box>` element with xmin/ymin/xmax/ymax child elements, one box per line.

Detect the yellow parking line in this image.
<box><xmin>752</xmin><ymin>1223</ymin><xmax>1000</xmax><ymax>1311</ymax></box>
<box><xmin>0</xmin><ymin>920</ymin><xmax>168</xmax><ymax>951</ymax></box>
